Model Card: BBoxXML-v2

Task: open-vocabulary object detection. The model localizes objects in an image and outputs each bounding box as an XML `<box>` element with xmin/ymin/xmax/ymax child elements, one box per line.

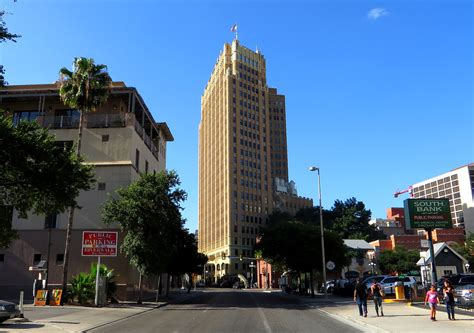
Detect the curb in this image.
<box><xmin>81</xmin><ymin>302</ymin><xmax>168</xmax><ymax>332</ymax></box>
<box><xmin>318</xmin><ymin>308</ymin><xmax>389</xmax><ymax>333</ymax></box>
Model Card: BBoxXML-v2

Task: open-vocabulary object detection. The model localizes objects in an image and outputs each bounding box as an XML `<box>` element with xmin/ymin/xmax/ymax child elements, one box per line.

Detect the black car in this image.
<box><xmin>436</xmin><ymin>274</ymin><xmax>474</xmax><ymax>297</ymax></box>
<box><xmin>0</xmin><ymin>300</ymin><xmax>21</xmax><ymax>324</ymax></box>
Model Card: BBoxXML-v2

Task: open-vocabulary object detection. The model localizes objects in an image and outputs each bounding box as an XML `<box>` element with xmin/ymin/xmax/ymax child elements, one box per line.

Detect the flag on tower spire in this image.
<box><xmin>231</xmin><ymin>24</ymin><xmax>238</xmax><ymax>40</ymax></box>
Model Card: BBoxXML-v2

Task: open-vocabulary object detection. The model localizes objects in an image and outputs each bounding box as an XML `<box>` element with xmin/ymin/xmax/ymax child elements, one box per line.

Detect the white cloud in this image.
<box><xmin>367</xmin><ymin>8</ymin><xmax>389</xmax><ymax>20</ymax></box>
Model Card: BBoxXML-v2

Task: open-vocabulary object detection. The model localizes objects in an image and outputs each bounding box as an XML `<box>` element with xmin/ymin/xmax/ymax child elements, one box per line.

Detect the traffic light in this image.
<box><xmin>221</xmin><ymin>252</ymin><xmax>226</xmax><ymax>260</ymax></box>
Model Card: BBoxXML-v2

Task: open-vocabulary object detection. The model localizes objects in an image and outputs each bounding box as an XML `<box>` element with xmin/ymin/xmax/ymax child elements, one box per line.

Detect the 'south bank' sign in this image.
<box><xmin>404</xmin><ymin>198</ymin><xmax>452</xmax><ymax>229</ymax></box>
<box><xmin>82</xmin><ymin>231</ymin><xmax>118</xmax><ymax>256</ymax></box>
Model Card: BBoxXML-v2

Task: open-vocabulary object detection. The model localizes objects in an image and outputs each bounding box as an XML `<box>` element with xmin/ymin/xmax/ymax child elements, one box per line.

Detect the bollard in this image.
<box><xmin>19</xmin><ymin>291</ymin><xmax>24</xmax><ymax>318</ymax></box>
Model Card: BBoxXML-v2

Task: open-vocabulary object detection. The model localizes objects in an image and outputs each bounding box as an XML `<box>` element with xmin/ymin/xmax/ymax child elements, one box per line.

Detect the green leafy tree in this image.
<box><xmin>378</xmin><ymin>247</ymin><xmax>419</xmax><ymax>274</ymax></box>
<box><xmin>295</xmin><ymin>199</ymin><xmax>384</xmax><ymax>242</ymax></box>
<box><xmin>58</xmin><ymin>57</ymin><xmax>112</xmax><ymax>293</ymax></box>
<box><xmin>0</xmin><ymin>111</ymin><xmax>95</xmax><ymax>247</ymax></box>
<box><xmin>167</xmin><ymin>229</ymin><xmax>207</xmax><ymax>293</ymax></box>
<box><xmin>450</xmin><ymin>233</ymin><xmax>474</xmax><ymax>271</ymax></box>
<box><xmin>102</xmin><ymin>171</ymin><xmax>187</xmax><ymax>303</ymax></box>
<box><xmin>0</xmin><ymin>9</ymin><xmax>21</xmax><ymax>86</ymax></box>
<box><xmin>327</xmin><ymin>198</ymin><xmax>385</xmax><ymax>242</ymax></box>
<box><xmin>256</xmin><ymin>218</ymin><xmax>348</xmax><ymax>296</ymax></box>
<box><xmin>0</xmin><ymin>10</ymin><xmax>20</xmax><ymax>43</ymax></box>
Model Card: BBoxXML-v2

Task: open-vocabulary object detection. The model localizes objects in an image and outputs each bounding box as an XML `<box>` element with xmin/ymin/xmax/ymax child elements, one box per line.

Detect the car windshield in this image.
<box><xmin>382</xmin><ymin>277</ymin><xmax>399</xmax><ymax>284</ymax></box>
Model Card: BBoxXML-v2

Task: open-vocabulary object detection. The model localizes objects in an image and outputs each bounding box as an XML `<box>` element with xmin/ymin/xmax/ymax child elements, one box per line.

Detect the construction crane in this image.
<box><xmin>393</xmin><ymin>186</ymin><xmax>413</xmax><ymax>198</ymax></box>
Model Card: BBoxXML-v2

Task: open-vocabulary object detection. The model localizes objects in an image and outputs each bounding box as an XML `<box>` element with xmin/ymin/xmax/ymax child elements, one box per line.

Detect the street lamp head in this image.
<box><xmin>309</xmin><ymin>166</ymin><xmax>319</xmax><ymax>172</ymax></box>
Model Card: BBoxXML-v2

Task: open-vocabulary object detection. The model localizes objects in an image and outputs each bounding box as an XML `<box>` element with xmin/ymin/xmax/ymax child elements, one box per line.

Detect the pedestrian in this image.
<box><xmin>370</xmin><ymin>280</ymin><xmax>384</xmax><ymax>317</ymax></box>
<box><xmin>354</xmin><ymin>278</ymin><xmax>368</xmax><ymax>317</ymax></box>
<box><xmin>443</xmin><ymin>280</ymin><xmax>455</xmax><ymax>320</ymax></box>
<box><xmin>424</xmin><ymin>284</ymin><xmax>440</xmax><ymax>321</ymax></box>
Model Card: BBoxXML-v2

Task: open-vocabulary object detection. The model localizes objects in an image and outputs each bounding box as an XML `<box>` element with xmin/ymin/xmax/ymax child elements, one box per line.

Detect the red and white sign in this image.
<box><xmin>82</xmin><ymin>231</ymin><xmax>118</xmax><ymax>257</ymax></box>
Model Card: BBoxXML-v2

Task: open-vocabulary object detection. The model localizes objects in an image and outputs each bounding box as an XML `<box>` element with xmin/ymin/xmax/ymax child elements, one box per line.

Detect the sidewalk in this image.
<box><xmin>0</xmin><ymin>289</ymin><xmax>201</xmax><ymax>332</ymax></box>
<box><xmin>320</xmin><ymin>302</ymin><xmax>474</xmax><ymax>333</ymax></box>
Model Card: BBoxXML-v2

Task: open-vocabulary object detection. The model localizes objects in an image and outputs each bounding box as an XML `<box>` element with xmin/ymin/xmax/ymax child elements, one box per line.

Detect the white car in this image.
<box><xmin>379</xmin><ymin>276</ymin><xmax>416</xmax><ymax>295</ymax></box>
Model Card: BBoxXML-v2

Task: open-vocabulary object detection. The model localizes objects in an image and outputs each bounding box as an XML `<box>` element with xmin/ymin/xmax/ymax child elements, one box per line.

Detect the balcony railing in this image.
<box><xmin>43</xmin><ymin>116</ymin><xmax>79</xmax><ymax>129</ymax></box>
<box><xmin>132</xmin><ymin>118</ymin><xmax>159</xmax><ymax>160</ymax></box>
<box><xmin>87</xmin><ymin>113</ymin><xmax>126</xmax><ymax>128</ymax></box>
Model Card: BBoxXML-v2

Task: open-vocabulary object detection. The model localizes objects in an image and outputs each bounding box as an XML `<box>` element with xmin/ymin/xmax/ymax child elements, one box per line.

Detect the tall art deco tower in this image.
<box><xmin>198</xmin><ymin>39</ymin><xmax>312</xmax><ymax>279</ymax></box>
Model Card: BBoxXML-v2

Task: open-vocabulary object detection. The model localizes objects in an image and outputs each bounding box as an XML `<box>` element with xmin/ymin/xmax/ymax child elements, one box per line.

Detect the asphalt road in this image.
<box><xmin>92</xmin><ymin>289</ymin><xmax>362</xmax><ymax>333</ymax></box>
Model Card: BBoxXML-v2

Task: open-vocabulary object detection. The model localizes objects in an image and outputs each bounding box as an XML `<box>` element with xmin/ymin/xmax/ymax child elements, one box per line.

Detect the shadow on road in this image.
<box><xmin>0</xmin><ymin>323</ymin><xmax>45</xmax><ymax>330</ymax></box>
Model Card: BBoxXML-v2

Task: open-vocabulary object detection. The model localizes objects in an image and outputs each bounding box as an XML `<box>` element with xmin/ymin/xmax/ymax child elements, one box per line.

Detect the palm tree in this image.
<box><xmin>58</xmin><ymin>57</ymin><xmax>112</xmax><ymax>294</ymax></box>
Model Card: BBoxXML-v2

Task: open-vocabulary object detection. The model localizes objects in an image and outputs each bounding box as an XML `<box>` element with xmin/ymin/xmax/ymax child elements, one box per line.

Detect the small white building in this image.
<box><xmin>342</xmin><ymin>239</ymin><xmax>376</xmax><ymax>278</ymax></box>
<box><xmin>417</xmin><ymin>242</ymin><xmax>468</xmax><ymax>285</ymax></box>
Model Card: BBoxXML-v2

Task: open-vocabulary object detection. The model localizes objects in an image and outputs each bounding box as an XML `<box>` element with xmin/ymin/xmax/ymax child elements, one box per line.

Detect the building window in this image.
<box><xmin>235</xmin><ymin>263</ymin><xmax>239</xmax><ymax>270</ymax></box>
<box><xmin>33</xmin><ymin>253</ymin><xmax>42</xmax><ymax>265</ymax></box>
<box><xmin>145</xmin><ymin>160</ymin><xmax>149</xmax><ymax>174</ymax></box>
<box><xmin>13</xmin><ymin>110</ymin><xmax>39</xmax><ymax>126</ymax></box>
<box><xmin>0</xmin><ymin>253</ymin><xmax>4</xmax><ymax>263</ymax></box>
<box><xmin>55</xmin><ymin>140</ymin><xmax>74</xmax><ymax>151</ymax></box>
<box><xmin>56</xmin><ymin>254</ymin><xmax>64</xmax><ymax>265</ymax></box>
<box><xmin>234</xmin><ymin>249</ymin><xmax>238</xmax><ymax>256</ymax></box>
<box><xmin>102</xmin><ymin>134</ymin><xmax>109</xmax><ymax>142</ymax></box>
<box><xmin>135</xmin><ymin>149</ymin><xmax>140</xmax><ymax>170</ymax></box>
<box><xmin>44</xmin><ymin>213</ymin><xmax>57</xmax><ymax>229</ymax></box>
<box><xmin>98</xmin><ymin>183</ymin><xmax>106</xmax><ymax>191</ymax></box>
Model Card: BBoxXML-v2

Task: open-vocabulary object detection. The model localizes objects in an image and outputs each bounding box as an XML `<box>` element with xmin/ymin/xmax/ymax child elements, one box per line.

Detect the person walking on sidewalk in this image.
<box><xmin>370</xmin><ymin>280</ymin><xmax>384</xmax><ymax>317</ymax></box>
<box><xmin>354</xmin><ymin>278</ymin><xmax>368</xmax><ymax>317</ymax></box>
<box><xmin>424</xmin><ymin>285</ymin><xmax>440</xmax><ymax>321</ymax></box>
<box><xmin>443</xmin><ymin>280</ymin><xmax>455</xmax><ymax>320</ymax></box>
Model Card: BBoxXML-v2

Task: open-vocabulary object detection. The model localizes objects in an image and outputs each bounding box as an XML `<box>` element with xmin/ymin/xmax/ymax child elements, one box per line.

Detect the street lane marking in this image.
<box><xmin>249</xmin><ymin>292</ymin><xmax>272</xmax><ymax>333</ymax></box>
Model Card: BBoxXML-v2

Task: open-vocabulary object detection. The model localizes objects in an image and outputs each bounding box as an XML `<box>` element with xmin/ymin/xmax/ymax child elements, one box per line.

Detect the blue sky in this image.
<box><xmin>2</xmin><ymin>0</ymin><xmax>472</xmax><ymax>232</ymax></box>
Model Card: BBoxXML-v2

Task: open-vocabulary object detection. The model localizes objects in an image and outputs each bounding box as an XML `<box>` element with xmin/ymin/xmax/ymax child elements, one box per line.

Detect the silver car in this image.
<box><xmin>0</xmin><ymin>300</ymin><xmax>21</xmax><ymax>324</ymax></box>
<box><xmin>454</xmin><ymin>284</ymin><xmax>474</xmax><ymax>306</ymax></box>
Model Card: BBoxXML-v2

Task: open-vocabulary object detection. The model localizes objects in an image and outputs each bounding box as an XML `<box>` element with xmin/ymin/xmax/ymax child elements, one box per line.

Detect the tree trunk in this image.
<box><xmin>310</xmin><ymin>270</ymin><xmax>315</xmax><ymax>298</ymax></box>
<box><xmin>165</xmin><ymin>273</ymin><xmax>170</xmax><ymax>298</ymax></box>
<box><xmin>155</xmin><ymin>276</ymin><xmax>160</xmax><ymax>302</ymax></box>
<box><xmin>61</xmin><ymin>108</ymin><xmax>85</xmax><ymax>297</ymax></box>
<box><xmin>137</xmin><ymin>273</ymin><xmax>143</xmax><ymax>304</ymax></box>
<box><xmin>305</xmin><ymin>272</ymin><xmax>309</xmax><ymax>295</ymax></box>
<box><xmin>158</xmin><ymin>274</ymin><xmax>163</xmax><ymax>295</ymax></box>
<box><xmin>187</xmin><ymin>273</ymin><xmax>192</xmax><ymax>294</ymax></box>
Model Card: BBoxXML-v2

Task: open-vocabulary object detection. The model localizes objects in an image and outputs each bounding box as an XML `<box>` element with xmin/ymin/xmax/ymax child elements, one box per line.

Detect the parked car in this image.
<box><xmin>232</xmin><ymin>281</ymin><xmax>244</xmax><ymax>289</ymax></box>
<box><xmin>0</xmin><ymin>300</ymin><xmax>21</xmax><ymax>324</ymax></box>
<box><xmin>196</xmin><ymin>280</ymin><xmax>205</xmax><ymax>287</ymax></box>
<box><xmin>454</xmin><ymin>284</ymin><xmax>474</xmax><ymax>307</ymax></box>
<box><xmin>436</xmin><ymin>274</ymin><xmax>474</xmax><ymax>296</ymax></box>
<box><xmin>362</xmin><ymin>275</ymin><xmax>390</xmax><ymax>290</ymax></box>
<box><xmin>378</xmin><ymin>276</ymin><xmax>417</xmax><ymax>295</ymax></box>
<box><xmin>220</xmin><ymin>280</ymin><xmax>233</xmax><ymax>288</ymax></box>
<box><xmin>319</xmin><ymin>279</ymin><xmax>336</xmax><ymax>293</ymax></box>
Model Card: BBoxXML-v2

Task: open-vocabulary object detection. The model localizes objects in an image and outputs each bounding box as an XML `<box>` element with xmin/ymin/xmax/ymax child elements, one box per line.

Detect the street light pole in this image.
<box><xmin>309</xmin><ymin>166</ymin><xmax>327</xmax><ymax>298</ymax></box>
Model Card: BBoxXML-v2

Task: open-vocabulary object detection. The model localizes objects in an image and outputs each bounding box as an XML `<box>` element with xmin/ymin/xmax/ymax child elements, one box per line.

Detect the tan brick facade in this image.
<box><xmin>198</xmin><ymin>40</ymin><xmax>312</xmax><ymax>280</ymax></box>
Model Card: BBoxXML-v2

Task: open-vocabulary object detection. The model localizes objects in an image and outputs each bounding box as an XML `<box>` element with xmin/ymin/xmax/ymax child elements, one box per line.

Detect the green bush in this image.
<box><xmin>68</xmin><ymin>263</ymin><xmax>118</xmax><ymax>304</ymax></box>
<box><xmin>69</xmin><ymin>272</ymin><xmax>94</xmax><ymax>304</ymax></box>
